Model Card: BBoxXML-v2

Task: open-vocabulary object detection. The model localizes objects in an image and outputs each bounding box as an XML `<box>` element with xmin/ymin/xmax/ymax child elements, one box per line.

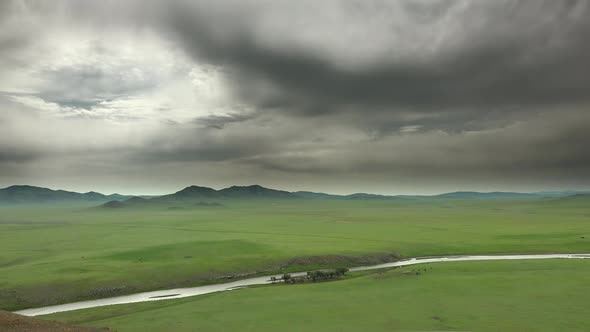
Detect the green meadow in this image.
<box><xmin>1</xmin><ymin>197</ymin><xmax>589</xmax><ymax>311</ymax></box>
<box><xmin>45</xmin><ymin>259</ymin><xmax>590</xmax><ymax>332</ymax></box>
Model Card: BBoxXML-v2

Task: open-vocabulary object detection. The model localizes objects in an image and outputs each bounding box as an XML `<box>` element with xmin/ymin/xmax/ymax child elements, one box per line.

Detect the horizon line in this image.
<box><xmin>2</xmin><ymin>183</ymin><xmax>589</xmax><ymax>198</ymax></box>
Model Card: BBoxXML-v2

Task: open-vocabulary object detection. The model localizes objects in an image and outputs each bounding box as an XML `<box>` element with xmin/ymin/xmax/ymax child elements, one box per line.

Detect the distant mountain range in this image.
<box><xmin>0</xmin><ymin>185</ymin><xmax>130</xmax><ymax>205</ymax></box>
<box><xmin>0</xmin><ymin>184</ymin><xmax>588</xmax><ymax>206</ymax></box>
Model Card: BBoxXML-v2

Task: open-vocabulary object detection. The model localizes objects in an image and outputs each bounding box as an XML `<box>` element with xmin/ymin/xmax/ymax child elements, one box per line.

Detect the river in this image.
<box><xmin>16</xmin><ymin>253</ymin><xmax>590</xmax><ymax>316</ymax></box>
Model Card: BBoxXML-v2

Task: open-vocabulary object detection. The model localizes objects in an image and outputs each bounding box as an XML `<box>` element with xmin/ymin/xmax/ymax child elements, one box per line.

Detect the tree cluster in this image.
<box><xmin>270</xmin><ymin>268</ymin><xmax>349</xmax><ymax>284</ymax></box>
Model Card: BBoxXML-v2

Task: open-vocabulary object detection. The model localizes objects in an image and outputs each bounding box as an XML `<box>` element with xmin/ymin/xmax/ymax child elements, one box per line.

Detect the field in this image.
<box><xmin>1</xmin><ymin>197</ymin><xmax>589</xmax><ymax>311</ymax></box>
<box><xmin>44</xmin><ymin>259</ymin><xmax>590</xmax><ymax>331</ymax></box>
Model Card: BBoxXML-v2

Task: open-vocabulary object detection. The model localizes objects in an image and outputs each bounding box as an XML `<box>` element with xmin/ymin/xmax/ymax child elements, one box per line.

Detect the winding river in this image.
<box><xmin>16</xmin><ymin>253</ymin><xmax>590</xmax><ymax>316</ymax></box>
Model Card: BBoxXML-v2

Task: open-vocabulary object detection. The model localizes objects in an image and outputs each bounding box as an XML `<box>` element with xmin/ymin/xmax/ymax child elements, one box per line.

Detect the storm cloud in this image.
<box><xmin>0</xmin><ymin>0</ymin><xmax>589</xmax><ymax>194</ymax></box>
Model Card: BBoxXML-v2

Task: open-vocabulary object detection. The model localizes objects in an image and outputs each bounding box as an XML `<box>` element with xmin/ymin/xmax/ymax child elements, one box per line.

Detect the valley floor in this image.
<box><xmin>1</xmin><ymin>198</ymin><xmax>589</xmax><ymax>311</ymax></box>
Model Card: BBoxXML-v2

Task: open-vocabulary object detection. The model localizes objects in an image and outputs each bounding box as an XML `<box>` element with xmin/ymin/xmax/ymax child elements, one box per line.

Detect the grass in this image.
<box><xmin>1</xmin><ymin>197</ymin><xmax>590</xmax><ymax>310</ymax></box>
<box><xmin>44</xmin><ymin>259</ymin><xmax>590</xmax><ymax>331</ymax></box>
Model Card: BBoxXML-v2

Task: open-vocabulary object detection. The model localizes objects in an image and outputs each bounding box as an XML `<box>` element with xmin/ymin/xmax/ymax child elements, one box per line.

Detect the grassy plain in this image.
<box><xmin>1</xmin><ymin>197</ymin><xmax>589</xmax><ymax>310</ymax></box>
<box><xmin>45</xmin><ymin>259</ymin><xmax>590</xmax><ymax>332</ymax></box>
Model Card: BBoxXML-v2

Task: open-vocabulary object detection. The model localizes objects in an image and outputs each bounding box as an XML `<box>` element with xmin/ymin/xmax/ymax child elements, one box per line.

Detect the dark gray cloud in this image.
<box><xmin>162</xmin><ymin>1</ymin><xmax>590</xmax><ymax>114</ymax></box>
<box><xmin>0</xmin><ymin>0</ymin><xmax>589</xmax><ymax>194</ymax></box>
<box><xmin>0</xmin><ymin>149</ymin><xmax>37</xmax><ymax>163</ymax></box>
<box><xmin>237</xmin><ymin>109</ymin><xmax>590</xmax><ymax>193</ymax></box>
<box><xmin>6</xmin><ymin>1</ymin><xmax>589</xmax><ymax>118</ymax></box>
<box><xmin>138</xmin><ymin>130</ymin><xmax>274</xmax><ymax>163</ymax></box>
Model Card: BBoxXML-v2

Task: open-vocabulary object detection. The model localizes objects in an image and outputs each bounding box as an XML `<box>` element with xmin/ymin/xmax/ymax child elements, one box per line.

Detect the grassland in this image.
<box><xmin>1</xmin><ymin>197</ymin><xmax>589</xmax><ymax>311</ymax></box>
<box><xmin>45</xmin><ymin>259</ymin><xmax>590</xmax><ymax>331</ymax></box>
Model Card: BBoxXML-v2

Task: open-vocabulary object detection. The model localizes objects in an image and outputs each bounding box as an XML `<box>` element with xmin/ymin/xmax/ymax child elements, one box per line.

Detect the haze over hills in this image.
<box><xmin>1</xmin><ymin>184</ymin><xmax>589</xmax><ymax>207</ymax></box>
<box><xmin>433</xmin><ymin>191</ymin><xmax>539</xmax><ymax>199</ymax></box>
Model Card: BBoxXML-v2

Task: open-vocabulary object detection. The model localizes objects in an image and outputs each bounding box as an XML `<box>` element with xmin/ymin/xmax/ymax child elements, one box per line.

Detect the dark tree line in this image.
<box><xmin>306</xmin><ymin>267</ymin><xmax>349</xmax><ymax>281</ymax></box>
<box><xmin>270</xmin><ymin>268</ymin><xmax>349</xmax><ymax>284</ymax></box>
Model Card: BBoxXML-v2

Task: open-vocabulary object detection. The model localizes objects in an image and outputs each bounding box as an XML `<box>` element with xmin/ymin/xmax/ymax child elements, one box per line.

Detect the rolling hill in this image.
<box><xmin>0</xmin><ymin>185</ymin><xmax>129</xmax><ymax>205</ymax></box>
<box><xmin>218</xmin><ymin>185</ymin><xmax>295</xmax><ymax>198</ymax></box>
<box><xmin>156</xmin><ymin>184</ymin><xmax>295</xmax><ymax>201</ymax></box>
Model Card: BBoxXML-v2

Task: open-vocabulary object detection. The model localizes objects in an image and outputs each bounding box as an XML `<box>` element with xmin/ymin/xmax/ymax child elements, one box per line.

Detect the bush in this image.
<box><xmin>304</xmin><ymin>268</ymin><xmax>349</xmax><ymax>282</ymax></box>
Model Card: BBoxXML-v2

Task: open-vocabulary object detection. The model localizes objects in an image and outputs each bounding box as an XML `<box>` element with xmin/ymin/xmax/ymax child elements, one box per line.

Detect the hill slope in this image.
<box><xmin>0</xmin><ymin>310</ymin><xmax>109</xmax><ymax>332</ymax></box>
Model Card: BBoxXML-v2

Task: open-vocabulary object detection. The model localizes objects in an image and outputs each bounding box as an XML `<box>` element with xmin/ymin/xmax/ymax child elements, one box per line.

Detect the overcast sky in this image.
<box><xmin>1</xmin><ymin>0</ymin><xmax>589</xmax><ymax>195</ymax></box>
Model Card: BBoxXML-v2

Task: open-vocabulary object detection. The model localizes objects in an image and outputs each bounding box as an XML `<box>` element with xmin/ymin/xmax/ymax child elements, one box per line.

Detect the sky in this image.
<box><xmin>0</xmin><ymin>0</ymin><xmax>589</xmax><ymax>195</ymax></box>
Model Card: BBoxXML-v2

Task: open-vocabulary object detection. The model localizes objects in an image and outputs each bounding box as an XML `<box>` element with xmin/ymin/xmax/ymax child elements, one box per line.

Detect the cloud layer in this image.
<box><xmin>0</xmin><ymin>0</ymin><xmax>589</xmax><ymax>194</ymax></box>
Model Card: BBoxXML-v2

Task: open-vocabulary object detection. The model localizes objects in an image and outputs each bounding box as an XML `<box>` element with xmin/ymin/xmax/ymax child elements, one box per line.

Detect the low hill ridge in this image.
<box><xmin>3</xmin><ymin>184</ymin><xmax>590</xmax><ymax>206</ymax></box>
<box><xmin>157</xmin><ymin>184</ymin><xmax>296</xmax><ymax>201</ymax></box>
<box><xmin>0</xmin><ymin>185</ymin><xmax>130</xmax><ymax>205</ymax></box>
<box><xmin>219</xmin><ymin>185</ymin><xmax>295</xmax><ymax>198</ymax></box>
